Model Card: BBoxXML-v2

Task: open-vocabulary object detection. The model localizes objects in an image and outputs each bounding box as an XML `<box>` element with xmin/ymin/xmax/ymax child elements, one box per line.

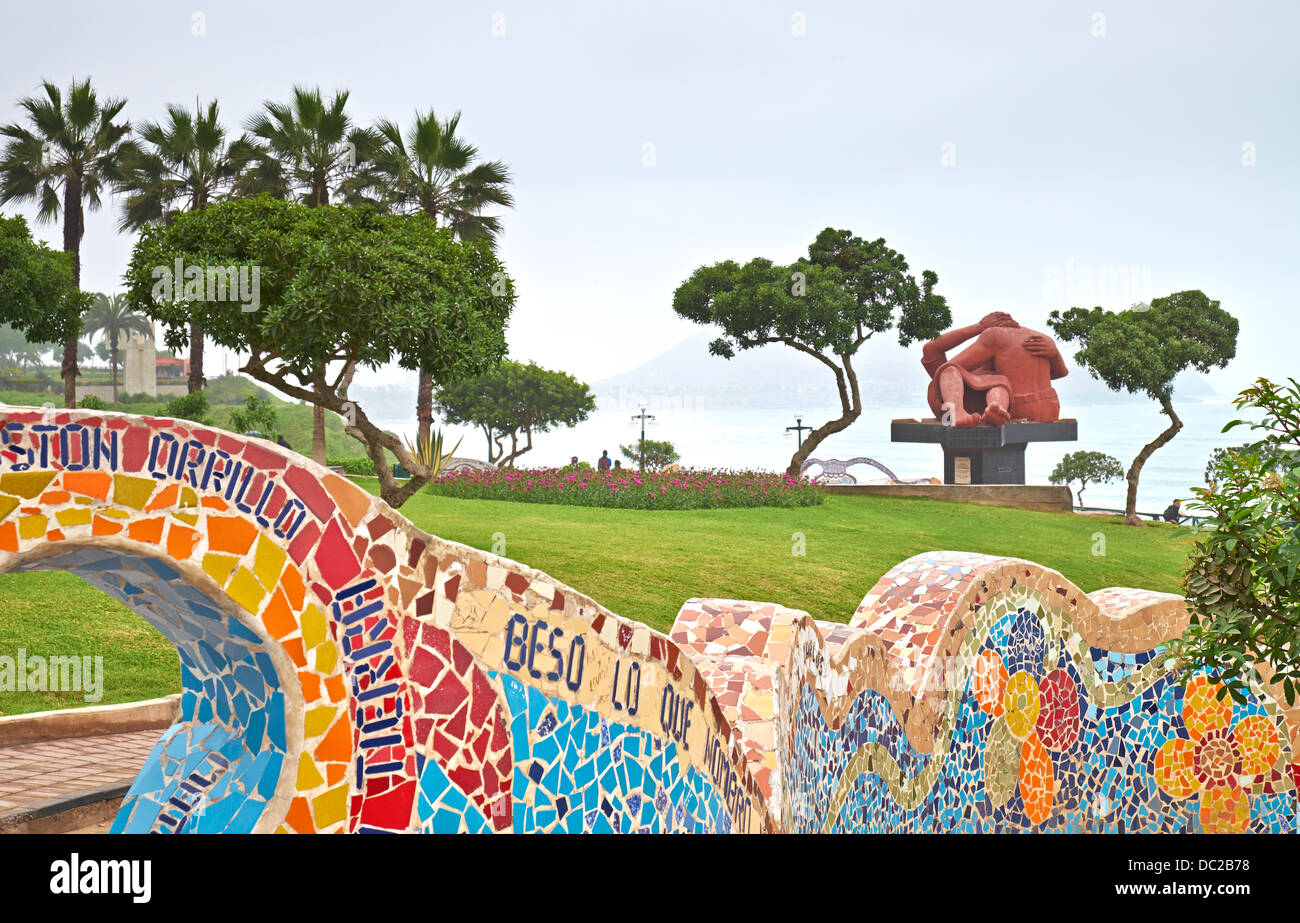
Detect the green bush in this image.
<box><xmin>228</xmin><ymin>395</ymin><xmax>279</xmax><ymax>439</ymax></box>
<box><xmin>327</xmin><ymin>456</ymin><xmax>377</xmax><ymax>476</ymax></box>
<box><xmin>1175</xmin><ymin>377</ymin><xmax>1300</xmax><ymax>703</ymax></box>
<box><xmin>77</xmin><ymin>394</ymin><xmax>111</xmax><ymax>410</ymax></box>
<box><xmin>162</xmin><ymin>391</ymin><xmax>212</xmax><ymax>425</ymax></box>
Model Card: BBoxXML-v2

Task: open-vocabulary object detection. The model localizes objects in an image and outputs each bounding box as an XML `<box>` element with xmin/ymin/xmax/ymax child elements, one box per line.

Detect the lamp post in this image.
<box><xmin>786</xmin><ymin>414</ymin><xmax>812</xmax><ymax>448</ymax></box>
<box><xmin>630</xmin><ymin>401</ymin><xmax>655</xmax><ymax>471</ymax></box>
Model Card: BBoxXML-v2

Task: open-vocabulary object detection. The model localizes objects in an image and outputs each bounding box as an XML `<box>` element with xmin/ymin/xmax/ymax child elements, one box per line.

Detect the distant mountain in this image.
<box><xmin>592</xmin><ymin>331</ymin><xmax>1220</xmax><ymax>410</ymax></box>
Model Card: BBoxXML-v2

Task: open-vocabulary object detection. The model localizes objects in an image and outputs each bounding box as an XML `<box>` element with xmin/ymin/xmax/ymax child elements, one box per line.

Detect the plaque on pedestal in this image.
<box><xmin>891</xmin><ymin>419</ymin><xmax>1078</xmax><ymax>485</ymax></box>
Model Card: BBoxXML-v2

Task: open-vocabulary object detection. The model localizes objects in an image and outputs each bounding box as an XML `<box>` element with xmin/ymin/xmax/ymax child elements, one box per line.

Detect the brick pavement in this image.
<box><xmin>0</xmin><ymin>729</ymin><xmax>160</xmax><ymax>815</ymax></box>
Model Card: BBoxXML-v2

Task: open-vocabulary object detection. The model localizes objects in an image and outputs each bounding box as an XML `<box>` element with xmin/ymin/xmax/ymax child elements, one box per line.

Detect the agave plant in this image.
<box><xmin>403</xmin><ymin>428</ymin><xmax>463</xmax><ymax>479</ymax></box>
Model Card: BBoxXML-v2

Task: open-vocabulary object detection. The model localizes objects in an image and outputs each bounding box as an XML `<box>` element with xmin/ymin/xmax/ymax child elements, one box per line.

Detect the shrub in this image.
<box><xmin>619</xmin><ymin>438</ymin><xmax>680</xmax><ymax>470</ymax></box>
<box><xmin>162</xmin><ymin>391</ymin><xmax>212</xmax><ymax>425</ymax></box>
<box><xmin>229</xmin><ymin>395</ymin><xmax>279</xmax><ymax>440</ymax></box>
<box><xmin>327</xmin><ymin>456</ymin><xmax>377</xmax><ymax>476</ymax></box>
<box><xmin>1174</xmin><ymin>377</ymin><xmax>1300</xmax><ymax>703</ymax></box>
<box><xmin>77</xmin><ymin>394</ymin><xmax>110</xmax><ymax>410</ymax></box>
<box><xmin>425</xmin><ymin>467</ymin><xmax>824</xmax><ymax>510</ymax></box>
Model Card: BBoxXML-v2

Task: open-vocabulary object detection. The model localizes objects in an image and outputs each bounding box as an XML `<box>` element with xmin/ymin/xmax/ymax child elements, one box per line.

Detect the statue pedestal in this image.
<box><xmin>891</xmin><ymin>419</ymin><xmax>1077</xmax><ymax>485</ymax></box>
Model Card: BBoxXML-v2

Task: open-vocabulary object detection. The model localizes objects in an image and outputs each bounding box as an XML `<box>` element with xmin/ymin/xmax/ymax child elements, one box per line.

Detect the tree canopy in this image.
<box><xmin>1048</xmin><ymin>291</ymin><xmax>1238</xmax><ymax>523</ymax></box>
<box><xmin>673</xmin><ymin>228</ymin><xmax>950</xmax><ymax>474</ymax></box>
<box><xmin>433</xmin><ymin>360</ymin><xmax>595</xmax><ymax>467</ymax></box>
<box><xmin>124</xmin><ymin>195</ymin><xmax>514</xmax><ymax>507</ymax></box>
<box><xmin>0</xmin><ymin>213</ymin><xmax>81</xmax><ymax>348</ymax></box>
<box><xmin>620</xmin><ymin>438</ymin><xmax>679</xmax><ymax>470</ymax></box>
<box><xmin>1048</xmin><ymin>450</ymin><xmax>1125</xmax><ymax>507</ymax></box>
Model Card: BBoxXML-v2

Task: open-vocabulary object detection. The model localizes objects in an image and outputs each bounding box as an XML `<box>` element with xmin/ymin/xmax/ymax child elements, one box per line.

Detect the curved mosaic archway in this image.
<box><xmin>0</xmin><ymin>409</ymin><xmax>766</xmax><ymax>834</ymax></box>
<box><xmin>1</xmin><ymin>407</ymin><xmax>1295</xmax><ymax>833</ymax></box>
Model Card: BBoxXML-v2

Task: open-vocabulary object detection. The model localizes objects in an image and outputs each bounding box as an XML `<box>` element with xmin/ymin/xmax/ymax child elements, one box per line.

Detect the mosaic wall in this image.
<box><xmin>0</xmin><ymin>409</ymin><xmax>764</xmax><ymax>834</ymax></box>
<box><xmin>0</xmin><ymin>408</ymin><xmax>1293</xmax><ymax>833</ymax></box>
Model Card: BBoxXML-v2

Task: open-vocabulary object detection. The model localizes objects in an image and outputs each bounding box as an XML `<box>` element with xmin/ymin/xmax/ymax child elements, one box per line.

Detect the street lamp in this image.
<box><xmin>786</xmin><ymin>414</ymin><xmax>811</xmax><ymax>448</ymax></box>
<box><xmin>630</xmin><ymin>401</ymin><xmax>655</xmax><ymax>471</ymax></box>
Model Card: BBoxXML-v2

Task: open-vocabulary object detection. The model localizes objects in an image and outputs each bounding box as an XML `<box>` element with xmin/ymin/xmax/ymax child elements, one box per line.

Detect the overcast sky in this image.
<box><xmin>2</xmin><ymin>0</ymin><xmax>1296</xmax><ymax>394</ymax></box>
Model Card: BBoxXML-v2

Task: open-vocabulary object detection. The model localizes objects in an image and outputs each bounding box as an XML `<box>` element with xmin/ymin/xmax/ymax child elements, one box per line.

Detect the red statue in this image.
<box><xmin>921</xmin><ymin>312</ymin><xmax>1068</xmax><ymax>427</ymax></box>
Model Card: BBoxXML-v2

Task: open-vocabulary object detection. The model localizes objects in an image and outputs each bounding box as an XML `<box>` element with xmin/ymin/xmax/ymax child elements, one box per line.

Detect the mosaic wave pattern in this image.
<box><xmin>0</xmin><ymin>408</ymin><xmax>1295</xmax><ymax>833</ymax></box>
<box><xmin>0</xmin><ymin>409</ymin><xmax>764</xmax><ymax>834</ymax></box>
<box><xmin>767</xmin><ymin>552</ymin><xmax>1300</xmax><ymax>833</ymax></box>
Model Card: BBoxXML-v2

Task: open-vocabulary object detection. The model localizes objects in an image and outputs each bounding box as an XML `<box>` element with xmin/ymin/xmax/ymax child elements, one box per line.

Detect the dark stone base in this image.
<box><xmin>890</xmin><ymin>419</ymin><xmax>1078</xmax><ymax>486</ymax></box>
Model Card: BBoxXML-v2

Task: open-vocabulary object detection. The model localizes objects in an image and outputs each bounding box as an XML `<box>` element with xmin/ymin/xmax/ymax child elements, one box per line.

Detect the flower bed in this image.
<box><xmin>424</xmin><ymin>467</ymin><xmax>824</xmax><ymax>509</ymax></box>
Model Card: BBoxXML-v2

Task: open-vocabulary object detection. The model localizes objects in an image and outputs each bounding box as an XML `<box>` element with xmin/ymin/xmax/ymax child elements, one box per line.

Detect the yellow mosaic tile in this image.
<box><xmin>55</xmin><ymin>508</ymin><xmax>92</xmax><ymax>527</ymax></box>
<box><xmin>202</xmin><ymin>552</ymin><xmax>238</xmax><ymax>585</ymax></box>
<box><xmin>226</xmin><ymin>566</ymin><xmax>268</xmax><ymax>613</ymax></box>
<box><xmin>253</xmin><ymin>534</ymin><xmax>287</xmax><ymax>591</ymax></box>
<box><xmin>112</xmin><ymin>474</ymin><xmax>156</xmax><ymax>509</ymax></box>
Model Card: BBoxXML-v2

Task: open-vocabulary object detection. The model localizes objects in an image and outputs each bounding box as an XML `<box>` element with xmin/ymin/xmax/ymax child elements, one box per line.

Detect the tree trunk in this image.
<box><xmin>1124</xmin><ymin>397</ymin><xmax>1183</xmax><ymax>525</ymax></box>
<box><xmin>417</xmin><ymin>372</ymin><xmax>433</xmax><ymax>446</ymax></box>
<box><xmin>785</xmin><ymin>354</ymin><xmax>863</xmax><ymax>477</ymax></box>
<box><xmin>110</xmin><ymin>334</ymin><xmax>119</xmax><ymax>405</ymax></box>
<box><xmin>312</xmin><ymin>403</ymin><xmax>327</xmax><ymax>464</ymax></box>
<box><xmin>188</xmin><ymin>319</ymin><xmax>205</xmax><ymax>393</ymax></box>
<box><xmin>500</xmin><ymin>428</ymin><xmax>532</xmax><ymax>468</ymax></box>
<box><xmin>61</xmin><ymin>179</ymin><xmax>83</xmax><ymax>409</ymax></box>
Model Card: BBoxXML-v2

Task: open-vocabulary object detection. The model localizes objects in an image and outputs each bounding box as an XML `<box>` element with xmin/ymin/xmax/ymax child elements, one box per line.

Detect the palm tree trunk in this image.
<box><xmin>188</xmin><ymin>319</ymin><xmax>204</xmax><ymax>393</ymax></box>
<box><xmin>417</xmin><ymin>372</ymin><xmax>433</xmax><ymax>446</ymax></box>
<box><xmin>61</xmin><ymin>180</ymin><xmax>83</xmax><ymax>409</ymax></box>
<box><xmin>312</xmin><ymin>403</ymin><xmax>327</xmax><ymax>464</ymax></box>
<box><xmin>110</xmin><ymin>334</ymin><xmax>119</xmax><ymax>405</ymax></box>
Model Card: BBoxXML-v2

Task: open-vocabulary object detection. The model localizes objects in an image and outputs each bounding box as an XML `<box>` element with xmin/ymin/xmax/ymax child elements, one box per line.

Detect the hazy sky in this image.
<box><xmin>2</xmin><ymin>0</ymin><xmax>1296</xmax><ymax>394</ymax></box>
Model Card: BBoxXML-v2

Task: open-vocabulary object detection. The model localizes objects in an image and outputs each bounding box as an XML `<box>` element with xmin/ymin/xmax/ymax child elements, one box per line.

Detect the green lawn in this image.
<box><xmin>0</xmin><ymin>491</ymin><xmax>1193</xmax><ymax>714</ymax></box>
<box><xmin>361</xmin><ymin>490</ymin><xmax>1192</xmax><ymax>634</ymax></box>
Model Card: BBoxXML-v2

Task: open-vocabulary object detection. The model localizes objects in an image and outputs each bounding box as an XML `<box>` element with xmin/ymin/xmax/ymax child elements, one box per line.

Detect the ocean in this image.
<box><xmin>375</xmin><ymin>394</ymin><xmax>1258</xmax><ymax>516</ymax></box>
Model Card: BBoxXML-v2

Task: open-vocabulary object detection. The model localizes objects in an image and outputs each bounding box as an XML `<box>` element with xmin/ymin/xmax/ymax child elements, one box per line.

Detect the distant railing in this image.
<box><xmin>1074</xmin><ymin>505</ymin><xmax>1208</xmax><ymax>527</ymax></box>
<box><xmin>800</xmin><ymin>456</ymin><xmax>935</xmax><ymax>486</ymax></box>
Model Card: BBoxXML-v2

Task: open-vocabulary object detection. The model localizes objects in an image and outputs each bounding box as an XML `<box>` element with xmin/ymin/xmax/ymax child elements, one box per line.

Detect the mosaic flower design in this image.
<box><xmin>975</xmin><ymin>646</ymin><xmax>1081</xmax><ymax>825</ymax></box>
<box><xmin>1153</xmin><ymin>675</ymin><xmax>1281</xmax><ymax>833</ymax></box>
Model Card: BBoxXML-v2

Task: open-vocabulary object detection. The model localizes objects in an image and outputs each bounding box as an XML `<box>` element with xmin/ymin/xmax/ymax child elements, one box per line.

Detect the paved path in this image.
<box><xmin>0</xmin><ymin>729</ymin><xmax>159</xmax><ymax>815</ymax></box>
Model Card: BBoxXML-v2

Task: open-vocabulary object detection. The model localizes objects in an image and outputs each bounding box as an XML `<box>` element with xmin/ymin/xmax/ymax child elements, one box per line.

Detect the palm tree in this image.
<box><xmin>233</xmin><ymin>85</ymin><xmax>380</xmax><ymax>206</ymax></box>
<box><xmin>83</xmin><ymin>293</ymin><xmax>151</xmax><ymax>404</ymax></box>
<box><xmin>356</xmin><ymin>109</ymin><xmax>514</xmax><ymax>445</ymax></box>
<box><xmin>115</xmin><ymin>99</ymin><xmax>239</xmax><ymax>395</ymax></box>
<box><xmin>0</xmin><ymin>79</ymin><xmax>133</xmax><ymax>408</ymax></box>
<box><xmin>232</xmin><ymin>86</ymin><xmax>381</xmax><ymax>462</ymax></box>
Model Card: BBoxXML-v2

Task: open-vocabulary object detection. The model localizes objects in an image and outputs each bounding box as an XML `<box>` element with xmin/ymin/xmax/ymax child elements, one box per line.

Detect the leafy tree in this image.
<box><xmin>0</xmin><ymin>324</ymin><xmax>58</xmax><ymax>371</ymax></box>
<box><xmin>0</xmin><ymin>214</ymin><xmax>79</xmax><ymax>363</ymax></box>
<box><xmin>619</xmin><ymin>438</ymin><xmax>680</xmax><ymax>471</ymax></box>
<box><xmin>82</xmin><ymin>292</ymin><xmax>151</xmax><ymax>404</ymax></box>
<box><xmin>356</xmin><ymin>109</ymin><xmax>513</xmax><ymax>449</ymax></box>
<box><xmin>1049</xmin><ymin>450</ymin><xmax>1125</xmax><ymax>507</ymax></box>
<box><xmin>125</xmin><ymin>196</ymin><xmax>514</xmax><ymax>508</ymax></box>
<box><xmin>1048</xmin><ymin>291</ymin><xmax>1238</xmax><ymax>525</ymax></box>
<box><xmin>0</xmin><ymin>79</ymin><xmax>133</xmax><ymax>407</ymax></box>
<box><xmin>94</xmin><ymin>339</ymin><xmax>118</xmax><ymax>371</ymax></box>
<box><xmin>228</xmin><ymin>394</ymin><xmax>279</xmax><ymax>439</ymax></box>
<box><xmin>1173</xmin><ymin>377</ymin><xmax>1300</xmax><ymax>704</ymax></box>
<box><xmin>162</xmin><ymin>390</ymin><xmax>212</xmax><ymax>425</ymax></box>
<box><xmin>115</xmin><ymin>99</ymin><xmax>240</xmax><ymax>394</ymax></box>
<box><xmin>433</xmin><ymin>360</ymin><xmax>595</xmax><ymax>468</ymax></box>
<box><xmin>674</xmin><ymin>228</ymin><xmax>950</xmax><ymax>475</ymax></box>
<box><xmin>231</xmin><ymin>85</ymin><xmax>382</xmax><ymax>461</ymax></box>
